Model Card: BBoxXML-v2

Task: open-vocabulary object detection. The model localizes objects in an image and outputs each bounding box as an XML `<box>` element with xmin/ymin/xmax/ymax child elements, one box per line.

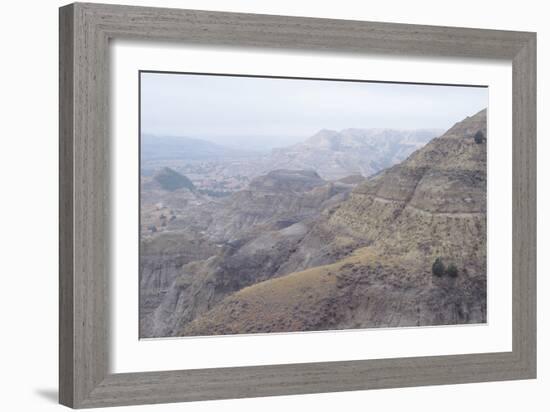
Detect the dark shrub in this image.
<box><xmin>474</xmin><ymin>130</ymin><xmax>484</xmax><ymax>144</ymax></box>
<box><xmin>154</xmin><ymin>167</ymin><xmax>195</xmax><ymax>191</ymax></box>
<box><xmin>432</xmin><ymin>257</ymin><xmax>445</xmax><ymax>277</ymax></box>
<box><xmin>447</xmin><ymin>263</ymin><xmax>459</xmax><ymax>278</ymax></box>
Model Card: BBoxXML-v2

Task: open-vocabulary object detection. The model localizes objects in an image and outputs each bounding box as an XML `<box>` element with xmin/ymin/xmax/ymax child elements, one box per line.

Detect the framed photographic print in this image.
<box><xmin>59</xmin><ymin>2</ymin><xmax>536</xmax><ymax>408</ymax></box>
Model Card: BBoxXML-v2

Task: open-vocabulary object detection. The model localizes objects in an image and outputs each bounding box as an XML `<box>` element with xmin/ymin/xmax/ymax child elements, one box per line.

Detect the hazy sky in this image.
<box><xmin>140</xmin><ymin>72</ymin><xmax>487</xmax><ymax>149</ymax></box>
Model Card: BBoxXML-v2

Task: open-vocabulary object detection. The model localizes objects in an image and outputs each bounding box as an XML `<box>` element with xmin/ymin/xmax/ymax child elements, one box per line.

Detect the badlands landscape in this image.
<box><xmin>139</xmin><ymin>109</ymin><xmax>487</xmax><ymax>338</ymax></box>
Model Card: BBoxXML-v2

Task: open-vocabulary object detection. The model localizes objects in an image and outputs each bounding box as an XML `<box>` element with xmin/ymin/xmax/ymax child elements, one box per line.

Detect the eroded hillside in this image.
<box><xmin>140</xmin><ymin>170</ymin><xmax>361</xmax><ymax>337</ymax></box>
<box><xmin>179</xmin><ymin>109</ymin><xmax>488</xmax><ymax>336</ymax></box>
<box><xmin>139</xmin><ymin>110</ymin><xmax>487</xmax><ymax>338</ymax></box>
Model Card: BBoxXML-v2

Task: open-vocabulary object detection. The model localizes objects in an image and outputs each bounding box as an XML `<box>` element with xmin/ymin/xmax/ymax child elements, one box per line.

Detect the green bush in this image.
<box><xmin>432</xmin><ymin>257</ymin><xmax>445</xmax><ymax>277</ymax></box>
<box><xmin>154</xmin><ymin>167</ymin><xmax>195</xmax><ymax>191</ymax></box>
<box><xmin>474</xmin><ymin>130</ymin><xmax>484</xmax><ymax>144</ymax></box>
<box><xmin>446</xmin><ymin>263</ymin><xmax>459</xmax><ymax>278</ymax></box>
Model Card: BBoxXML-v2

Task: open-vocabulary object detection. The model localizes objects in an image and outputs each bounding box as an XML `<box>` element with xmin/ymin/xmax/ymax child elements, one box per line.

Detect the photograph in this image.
<box><xmin>139</xmin><ymin>72</ymin><xmax>488</xmax><ymax>338</ymax></box>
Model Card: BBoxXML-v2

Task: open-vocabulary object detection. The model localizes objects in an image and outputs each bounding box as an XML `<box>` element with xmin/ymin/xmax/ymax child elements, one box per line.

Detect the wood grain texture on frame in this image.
<box><xmin>59</xmin><ymin>2</ymin><xmax>536</xmax><ymax>408</ymax></box>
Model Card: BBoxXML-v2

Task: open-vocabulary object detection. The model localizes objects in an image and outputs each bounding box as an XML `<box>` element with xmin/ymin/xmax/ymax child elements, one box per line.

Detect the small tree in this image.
<box><xmin>432</xmin><ymin>257</ymin><xmax>445</xmax><ymax>277</ymax></box>
<box><xmin>474</xmin><ymin>130</ymin><xmax>484</xmax><ymax>144</ymax></box>
<box><xmin>447</xmin><ymin>263</ymin><xmax>459</xmax><ymax>278</ymax></box>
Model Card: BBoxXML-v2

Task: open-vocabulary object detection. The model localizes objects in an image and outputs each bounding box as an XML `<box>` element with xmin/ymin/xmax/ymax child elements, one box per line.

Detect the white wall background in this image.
<box><xmin>0</xmin><ymin>0</ymin><xmax>546</xmax><ymax>411</ymax></box>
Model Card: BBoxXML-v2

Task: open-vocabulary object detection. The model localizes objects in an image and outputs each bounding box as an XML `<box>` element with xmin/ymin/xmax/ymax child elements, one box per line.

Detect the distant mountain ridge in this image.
<box><xmin>263</xmin><ymin>128</ymin><xmax>442</xmax><ymax>180</ymax></box>
<box><xmin>141</xmin><ymin>128</ymin><xmax>442</xmax><ymax>182</ymax></box>
<box><xmin>141</xmin><ymin>134</ymin><xmax>253</xmax><ymax>162</ymax></box>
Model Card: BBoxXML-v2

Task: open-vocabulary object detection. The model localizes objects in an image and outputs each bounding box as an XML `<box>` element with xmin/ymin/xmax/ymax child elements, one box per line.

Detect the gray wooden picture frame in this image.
<box><xmin>59</xmin><ymin>2</ymin><xmax>536</xmax><ymax>409</ymax></box>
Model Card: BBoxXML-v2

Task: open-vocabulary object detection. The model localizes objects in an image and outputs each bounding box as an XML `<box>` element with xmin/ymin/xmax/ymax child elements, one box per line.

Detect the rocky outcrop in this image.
<box><xmin>328</xmin><ymin>109</ymin><xmax>487</xmax><ymax>260</ymax></box>
<box><xmin>139</xmin><ymin>231</ymin><xmax>219</xmax><ymax>336</ymax></box>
